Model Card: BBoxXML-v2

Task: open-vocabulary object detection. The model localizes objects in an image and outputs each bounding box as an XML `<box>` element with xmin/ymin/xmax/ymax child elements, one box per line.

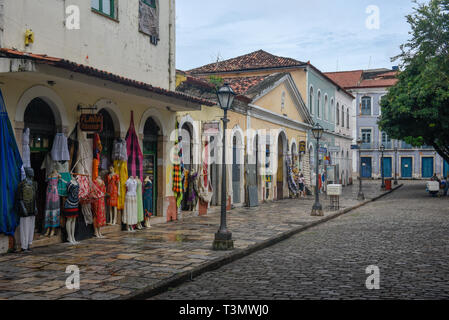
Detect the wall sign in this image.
<box><xmin>299</xmin><ymin>141</ymin><xmax>306</xmax><ymax>154</ymax></box>
<box><xmin>80</xmin><ymin>114</ymin><xmax>103</xmax><ymax>132</ymax></box>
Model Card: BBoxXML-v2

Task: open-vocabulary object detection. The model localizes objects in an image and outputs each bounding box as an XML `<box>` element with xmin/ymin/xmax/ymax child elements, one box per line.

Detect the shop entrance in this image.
<box><xmin>276</xmin><ymin>134</ymin><xmax>285</xmax><ymax>200</ymax></box>
<box><xmin>401</xmin><ymin>157</ymin><xmax>413</xmax><ymax>178</ymax></box>
<box><xmin>181</xmin><ymin>123</ymin><xmax>194</xmax><ymax>211</ymax></box>
<box><xmin>24</xmin><ymin>98</ymin><xmax>56</xmax><ymax>233</ymax></box>
<box><xmin>422</xmin><ymin>157</ymin><xmax>434</xmax><ymax>178</ymax></box>
<box><xmin>143</xmin><ymin>117</ymin><xmax>160</xmax><ymax>217</ymax></box>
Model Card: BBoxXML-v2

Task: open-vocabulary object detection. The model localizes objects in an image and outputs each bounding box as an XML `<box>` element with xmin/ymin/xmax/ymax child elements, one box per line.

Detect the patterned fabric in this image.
<box><xmin>113</xmin><ymin>160</ymin><xmax>128</xmax><ymax>210</ymax></box>
<box><xmin>91</xmin><ymin>179</ymin><xmax>106</xmax><ymax>228</ymax></box>
<box><xmin>136</xmin><ymin>178</ymin><xmax>144</xmax><ymax>223</ymax></box>
<box><xmin>106</xmin><ymin>173</ymin><xmax>120</xmax><ymax>207</ymax></box>
<box><xmin>143</xmin><ymin>180</ymin><xmax>153</xmax><ymax>218</ymax></box>
<box><xmin>77</xmin><ymin>175</ymin><xmax>90</xmax><ymax>202</ymax></box>
<box><xmin>92</xmin><ymin>133</ymin><xmax>102</xmax><ymax>181</ymax></box>
<box><xmin>63</xmin><ymin>181</ymin><xmax>79</xmax><ymax>218</ymax></box>
<box><xmin>58</xmin><ymin>172</ymin><xmax>71</xmax><ymax>197</ymax></box>
<box><xmin>126</xmin><ymin>112</ymin><xmax>144</xmax><ymax>180</ymax></box>
<box><xmin>45</xmin><ymin>177</ymin><xmax>60</xmax><ymax>228</ymax></box>
<box><xmin>173</xmin><ymin>164</ymin><xmax>183</xmax><ymax>193</ymax></box>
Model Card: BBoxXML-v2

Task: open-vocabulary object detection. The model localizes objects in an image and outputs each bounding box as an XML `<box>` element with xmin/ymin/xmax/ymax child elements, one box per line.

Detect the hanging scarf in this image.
<box><xmin>126</xmin><ymin>111</ymin><xmax>144</xmax><ymax>180</ymax></box>
<box><xmin>92</xmin><ymin>133</ymin><xmax>102</xmax><ymax>180</ymax></box>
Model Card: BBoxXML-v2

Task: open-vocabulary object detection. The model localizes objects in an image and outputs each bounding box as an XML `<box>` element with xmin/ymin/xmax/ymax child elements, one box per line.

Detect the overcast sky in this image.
<box><xmin>176</xmin><ymin>0</ymin><xmax>417</xmax><ymax>72</ymax></box>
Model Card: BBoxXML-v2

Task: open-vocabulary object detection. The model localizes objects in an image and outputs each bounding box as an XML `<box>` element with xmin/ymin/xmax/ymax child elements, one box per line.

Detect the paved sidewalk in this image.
<box><xmin>0</xmin><ymin>181</ymin><xmax>391</xmax><ymax>300</ymax></box>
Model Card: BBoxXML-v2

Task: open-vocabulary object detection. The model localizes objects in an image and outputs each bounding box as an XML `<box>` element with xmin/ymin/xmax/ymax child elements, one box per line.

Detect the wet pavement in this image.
<box><xmin>0</xmin><ymin>180</ymin><xmax>391</xmax><ymax>300</ymax></box>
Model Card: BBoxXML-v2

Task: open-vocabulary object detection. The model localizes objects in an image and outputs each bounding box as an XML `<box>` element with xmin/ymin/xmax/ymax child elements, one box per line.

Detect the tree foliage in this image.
<box><xmin>379</xmin><ymin>0</ymin><xmax>449</xmax><ymax>163</ymax></box>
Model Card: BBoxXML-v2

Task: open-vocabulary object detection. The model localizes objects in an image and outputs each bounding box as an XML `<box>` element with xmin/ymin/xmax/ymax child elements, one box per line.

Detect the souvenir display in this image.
<box><xmin>92</xmin><ymin>176</ymin><xmax>106</xmax><ymax>238</ymax></box>
<box><xmin>106</xmin><ymin>166</ymin><xmax>120</xmax><ymax>225</ymax></box>
<box><xmin>44</xmin><ymin>170</ymin><xmax>61</xmax><ymax>237</ymax></box>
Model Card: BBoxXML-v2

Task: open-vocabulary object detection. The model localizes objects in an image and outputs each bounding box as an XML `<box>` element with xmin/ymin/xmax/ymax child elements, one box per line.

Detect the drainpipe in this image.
<box><xmin>168</xmin><ymin>0</ymin><xmax>175</xmax><ymax>91</ymax></box>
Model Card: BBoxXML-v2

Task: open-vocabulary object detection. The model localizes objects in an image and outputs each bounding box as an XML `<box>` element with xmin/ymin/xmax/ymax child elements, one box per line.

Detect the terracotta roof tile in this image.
<box><xmin>0</xmin><ymin>48</ymin><xmax>214</xmax><ymax>106</ymax></box>
<box><xmin>188</xmin><ymin>50</ymin><xmax>305</xmax><ymax>75</ymax></box>
<box><xmin>324</xmin><ymin>70</ymin><xmax>364</xmax><ymax>89</ymax></box>
<box><xmin>324</xmin><ymin>69</ymin><xmax>398</xmax><ymax>89</ymax></box>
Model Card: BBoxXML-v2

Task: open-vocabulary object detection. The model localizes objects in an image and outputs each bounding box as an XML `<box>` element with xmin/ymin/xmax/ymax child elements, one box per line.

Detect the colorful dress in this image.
<box><xmin>143</xmin><ymin>180</ymin><xmax>153</xmax><ymax>218</ymax></box>
<box><xmin>106</xmin><ymin>173</ymin><xmax>120</xmax><ymax>207</ymax></box>
<box><xmin>63</xmin><ymin>181</ymin><xmax>80</xmax><ymax>218</ymax></box>
<box><xmin>92</xmin><ymin>179</ymin><xmax>106</xmax><ymax>228</ymax></box>
<box><xmin>45</xmin><ymin>177</ymin><xmax>60</xmax><ymax>228</ymax></box>
<box><xmin>92</xmin><ymin>133</ymin><xmax>102</xmax><ymax>181</ymax></box>
<box><xmin>114</xmin><ymin>160</ymin><xmax>128</xmax><ymax>211</ymax></box>
<box><xmin>123</xmin><ymin>178</ymin><xmax>138</xmax><ymax>225</ymax></box>
<box><xmin>136</xmin><ymin>178</ymin><xmax>144</xmax><ymax>223</ymax></box>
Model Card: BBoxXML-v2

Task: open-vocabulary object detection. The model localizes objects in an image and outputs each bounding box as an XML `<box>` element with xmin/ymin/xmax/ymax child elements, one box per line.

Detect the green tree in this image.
<box><xmin>379</xmin><ymin>0</ymin><xmax>449</xmax><ymax>163</ymax></box>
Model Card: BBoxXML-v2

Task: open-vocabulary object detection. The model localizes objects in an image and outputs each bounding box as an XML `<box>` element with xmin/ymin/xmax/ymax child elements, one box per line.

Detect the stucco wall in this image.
<box><xmin>1</xmin><ymin>0</ymin><xmax>175</xmax><ymax>89</ymax></box>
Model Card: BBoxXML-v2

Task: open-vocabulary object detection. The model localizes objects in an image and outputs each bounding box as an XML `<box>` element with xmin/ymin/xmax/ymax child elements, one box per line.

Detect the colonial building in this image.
<box><xmin>326</xmin><ymin>69</ymin><xmax>447</xmax><ymax>180</ymax></box>
<box><xmin>0</xmin><ymin>0</ymin><xmax>212</xmax><ymax>251</ymax></box>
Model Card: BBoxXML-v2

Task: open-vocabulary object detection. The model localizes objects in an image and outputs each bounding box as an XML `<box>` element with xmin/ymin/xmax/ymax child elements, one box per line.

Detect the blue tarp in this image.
<box><xmin>0</xmin><ymin>89</ymin><xmax>23</xmax><ymax>236</ymax></box>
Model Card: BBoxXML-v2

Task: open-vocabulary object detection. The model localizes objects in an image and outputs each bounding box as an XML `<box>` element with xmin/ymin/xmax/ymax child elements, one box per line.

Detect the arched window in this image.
<box><xmin>361</xmin><ymin>96</ymin><xmax>372</xmax><ymax>115</ymax></box>
<box><xmin>309</xmin><ymin>87</ymin><xmax>314</xmax><ymax>114</ymax></box>
<box><xmin>330</xmin><ymin>99</ymin><xmax>334</xmax><ymax>122</ymax></box>
<box><xmin>317</xmin><ymin>91</ymin><xmax>321</xmax><ymax>118</ymax></box>
<box><xmin>324</xmin><ymin>95</ymin><xmax>328</xmax><ymax>121</ymax></box>
<box><xmin>341</xmin><ymin>106</ymin><xmax>345</xmax><ymax>128</ymax></box>
<box><xmin>336</xmin><ymin>103</ymin><xmax>340</xmax><ymax>125</ymax></box>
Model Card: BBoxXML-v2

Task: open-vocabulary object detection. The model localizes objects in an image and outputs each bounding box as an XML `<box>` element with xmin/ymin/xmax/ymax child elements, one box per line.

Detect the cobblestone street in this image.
<box><xmin>152</xmin><ymin>181</ymin><xmax>449</xmax><ymax>300</ymax></box>
<box><xmin>0</xmin><ymin>181</ymin><xmax>388</xmax><ymax>300</ymax></box>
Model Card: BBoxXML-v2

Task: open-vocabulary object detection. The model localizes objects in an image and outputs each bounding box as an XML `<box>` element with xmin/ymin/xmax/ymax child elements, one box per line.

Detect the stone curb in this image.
<box><xmin>124</xmin><ymin>184</ymin><xmax>403</xmax><ymax>300</ymax></box>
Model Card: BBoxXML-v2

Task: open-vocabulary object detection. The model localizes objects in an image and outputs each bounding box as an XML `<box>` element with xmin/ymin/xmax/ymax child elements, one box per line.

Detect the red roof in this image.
<box><xmin>226</xmin><ymin>75</ymin><xmax>268</xmax><ymax>95</ymax></box>
<box><xmin>0</xmin><ymin>48</ymin><xmax>215</xmax><ymax>106</ymax></box>
<box><xmin>324</xmin><ymin>69</ymin><xmax>398</xmax><ymax>89</ymax></box>
<box><xmin>188</xmin><ymin>50</ymin><xmax>305</xmax><ymax>75</ymax></box>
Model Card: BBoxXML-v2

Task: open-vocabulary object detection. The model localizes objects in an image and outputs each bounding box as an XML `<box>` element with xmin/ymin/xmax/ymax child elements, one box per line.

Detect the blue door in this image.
<box><xmin>361</xmin><ymin>157</ymin><xmax>372</xmax><ymax>178</ymax></box>
<box><xmin>422</xmin><ymin>157</ymin><xmax>434</xmax><ymax>178</ymax></box>
<box><xmin>401</xmin><ymin>157</ymin><xmax>412</xmax><ymax>178</ymax></box>
<box><xmin>444</xmin><ymin>160</ymin><xmax>449</xmax><ymax>177</ymax></box>
<box><xmin>382</xmin><ymin>157</ymin><xmax>392</xmax><ymax>178</ymax></box>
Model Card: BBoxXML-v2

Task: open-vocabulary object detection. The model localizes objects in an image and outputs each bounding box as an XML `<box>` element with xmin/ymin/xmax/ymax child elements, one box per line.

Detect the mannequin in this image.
<box><xmin>106</xmin><ymin>166</ymin><xmax>120</xmax><ymax>225</ymax></box>
<box><xmin>143</xmin><ymin>176</ymin><xmax>153</xmax><ymax>228</ymax></box>
<box><xmin>123</xmin><ymin>176</ymin><xmax>138</xmax><ymax>232</ymax></box>
<box><xmin>92</xmin><ymin>175</ymin><xmax>106</xmax><ymax>238</ymax></box>
<box><xmin>63</xmin><ymin>175</ymin><xmax>80</xmax><ymax>245</ymax></box>
<box><xmin>16</xmin><ymin>168</ymin><xmax>38</xmax><ymax>252</ymax></box>
<box><xmin>44</xmin><ymin>169</ymin><xmax>61</xmax><ymax>237</ymax></box>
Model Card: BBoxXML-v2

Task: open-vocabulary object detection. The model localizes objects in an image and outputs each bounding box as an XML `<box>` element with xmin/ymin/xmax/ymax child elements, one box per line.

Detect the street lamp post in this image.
<box><xmin>394</xmin><ymin>144</ymin><xmax>398</xmax><ymax>185</ymax></box>
<box><xmin>380</xmin><ymin>144</ymin><xmax>386</xmax><ymax>190</ymax></box>
<box><xmin>311</xmin><ymin>123</ymin><xmax>324</xmax><ymax>216</ymax></box>
<box><xmin>213</xmin><ymin>83</ymin><xmax>236</xmax><ymax>251</ymax></box>
<box><xmin>357</xmin><ymin>138</ymin><xmax>365</xmax><ymax>200</ymax></box>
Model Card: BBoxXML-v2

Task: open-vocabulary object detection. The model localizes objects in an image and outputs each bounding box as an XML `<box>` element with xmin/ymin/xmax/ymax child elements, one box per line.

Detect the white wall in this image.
<box><xmin>0</xmin><ymin>0</ymin><xmax>175</xmax><ymax>90</ymax></box>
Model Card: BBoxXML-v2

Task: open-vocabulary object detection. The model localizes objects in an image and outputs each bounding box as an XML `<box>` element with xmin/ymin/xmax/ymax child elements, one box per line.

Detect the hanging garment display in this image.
<box><xmin>77</xmin><ymin>175</ymin><xmax>93</xmax><ymax>225</ymax></box>
<box><xmin>22</xmin><ymin>128</ymin><xmax>31</xmax><ymax>168</ymax></box>
<box><xmin>63</xmin><ymin>180</ymin><xmax>80</xmax><ymax>219</ymax></box>
<box><xmin>44</xmin><ymin>177</ymin><xmax>60</xmax><ymax>228</ymax></box>
<box><xmin>92</xmin><ymin>133</ymin><xmax>102</xmax><ymax>181</ymax></box>
<box><xmin>75</xmin><ymin>126</ymin><xmax>93</xmax><ymax>177</ymax></box>
<box><xmin>286</xmin><ymin>158</ymin><xmax>299</xmax><ymax>195</ymax></box>
<box><xmin>186</xmin><ymin>171</ymin><xmax>199</xmax><ymax>210</ymax></box>
<box><xmin>55</xmin><ymin>161</ymin><xmax>70</xmax><ymax>197</ymax></box>
<box><xmin>106</xmin><ymin>173</ymin><xmax>120</xmax><ymax>208</ymax></box>
<box><xmin>16</xmin><ymin>168</ymin><xmax>38</xmax><ymax>250</ymax></box>
<box><xmin>136</xmin><ymin>178</ymin><xmax>144</xmax><ymax>223</ymax></box>
<box><xmin>112</xmin><ymin>138</ymin><xmax>128</xmax><ymax>161</ymax></box>
<box><xmin>126</xmin><ymin>111</ymin><xmax>144</xmax><ymax>180</ymax></box>
<box><xmin>51</xmin><ymin>133</ymin><xmax>70</xmax><ymax>161</ymax></box>
<box><xmin>113</xmin><ymin>160</ymin><xmax>128</xmax><ymax>211</ymax></box>
<box><xmin>143</xmin><ymin>179</ymin><xmax>153</xmax><ymax>218</ymax></box>
<box><xmin>92</xmin><ymin>178</ymin><xmax>106</xmax><ymax>229</ymax></box>
<box><xmin>172</xmin><ymin>131</ymin><xmax>184</xmax><ymax>208</ymax></box>
<box><xmin>0</xmin><ymin>89</ymin><xmax>23</xmax><ymax>236</ymax></box>
<box><xmin>123</xmin><ymin>178</ymin><xmax>138</xmax><ymax>226</ymax></box>
<box><xmin>198</xmin><ymin>163</ymin><xmax>213</xmax><ymax>203</ymax></box>
<box><xmin>67</xmin><ymin>124</ymin><xmax>79</xmax><ymax>172</ymax></box>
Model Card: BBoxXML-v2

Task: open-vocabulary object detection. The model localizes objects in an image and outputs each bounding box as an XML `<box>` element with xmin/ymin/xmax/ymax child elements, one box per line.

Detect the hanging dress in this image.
<box><xmin>63</xmin><ymin>181</ymin><xmax>80</xmax><ymax>219</ymax></box>
<box><xmin>77</xmin><ymin>175</ymin><xmax>93</xmax><ymax>225</ymax></box>
<box><xmin>136</xmin><ymin>178</ymin><xmax>144</xmax><ymax>223</ymax></box>
<box><xmin>106</xmin><ymin>173</ymin><xmax>120</xmax><ymax>208</ymax></box>
<box><xmin>126</xmin><ymin>111</ymin><xmax>144</xmax><ymax>180</ymax></box>
<box><xmin>114</xmin><ymin>160</ymin><xmax>128</xmax><ymax>211</ymax></box>
<box><xmin>51</xmin><ymin>133</ymin><xmax>70</xmax><ymax>161</ymax></box>
<box><xmin>44</xmin><ymin>177</ymin><xmax>60</xmax><ymax>228</ymax></box>
<box><xmin>92</xmin><ymin>178</ymin><xmax>106</xmax><ymax>228</ymax></box>
<box><xmin>123</xmin><ymin>178</ymin><xmax>138</xmax><ymax>225</ymax></box>
<box><xmin>92</xmin><ymin>133</ymin><xmax>102</xmax><ymax>181</ymax></box>
<box><xmin>143</xmin><ymin>180</ymin><xmax>153</xmax><ymax>218</ymax></box>
<box><xmin>22</xmin><ymin>128</ymin><xmax>31</xmax><ymax>168</ymax></box>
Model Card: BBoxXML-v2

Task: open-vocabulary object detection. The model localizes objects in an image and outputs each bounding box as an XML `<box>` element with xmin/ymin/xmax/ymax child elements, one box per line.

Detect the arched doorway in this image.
<box><xmin>24</xmin><ymin>98</ymin><xmax>56</xmax><ymax>233</ymax></box>
<box><xmin>143</xmin><ymin>117</ymin><xmax>161</xmax><ymax>217</ymax></box>
<box><xmin>277</xmin><ymin>133</ymin><xmax>287</xmax><ymax>200</ymax></box>
<box><xmin>232</xmin><ymin>135</ymin><xmax>241</xmax><ymax>204</ymax></box>
<box><xmin>247</xmin><ymin>134</ymin><xmax>259</xmax><ymax>207</ymax></box>
<box><xmin>181</xmin><ymin>122</ymin><xmax>194</xmax><ymax>211</ymax></box>
<box><xmin>97</xmin><ymin>109</ymin><xmax>116</xmax><ymax>173</ymax></box>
